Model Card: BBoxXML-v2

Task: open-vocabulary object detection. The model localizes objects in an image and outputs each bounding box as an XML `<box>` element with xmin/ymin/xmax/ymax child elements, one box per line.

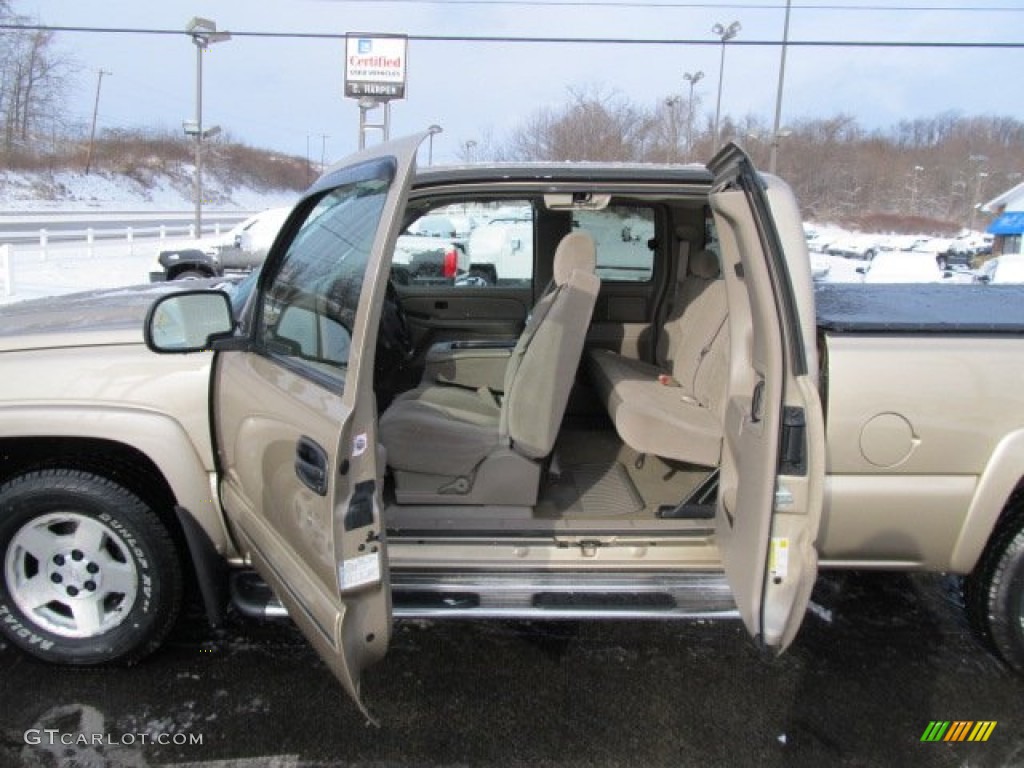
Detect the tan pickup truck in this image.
<box><xmin>2</xmin><ymin>133</ymin><xmax>1023</xmax><ymax>715</ymax></box>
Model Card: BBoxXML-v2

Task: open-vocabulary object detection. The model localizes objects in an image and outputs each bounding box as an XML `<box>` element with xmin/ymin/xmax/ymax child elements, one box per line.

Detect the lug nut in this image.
<box><xmin>71</xmin><ymin>550</ymin><xmax>83</xmax><ymax>561</ymax></box>
<box><xmin>51</xmin><ymin>573</ymin><xmax>63</xmax><ymax>584</ymax></box>
<box><xmin>86</xmin><ymin>563</ymin><xmax>99</xmax><ymax>574</ymax></box>
<box><xmin>67</xmin><ymin>586</ymin><xmax>79</xmax><ymax>597</ymax></box>
<box><xmin>84</xmin><ymin>580</ymin><xmax>96</xmax><ymax>591</ymax></box>
<box><xmin>53</xmin><ymin>554</ymin><xmax>65</xmax><ymax>566</ymax></box>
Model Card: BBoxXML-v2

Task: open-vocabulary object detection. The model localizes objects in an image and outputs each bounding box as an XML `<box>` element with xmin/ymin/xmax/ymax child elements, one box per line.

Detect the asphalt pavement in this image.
<box><xmin>1</xmin><ymin>571</ymin><xmax>1021</xmax><ymax>768</ymax></box>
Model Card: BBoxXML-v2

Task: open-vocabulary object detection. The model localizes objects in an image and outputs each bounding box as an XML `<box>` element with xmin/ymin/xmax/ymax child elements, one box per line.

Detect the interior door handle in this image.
<box><xmin>295</xmin><ymin>436</ymin><xmax>329</xmax><ymax>496</ymax></box>
<box><xmin>751</xmin><ymin>379</ymin><xmax>766</xmax><ymax>423</ymax></box>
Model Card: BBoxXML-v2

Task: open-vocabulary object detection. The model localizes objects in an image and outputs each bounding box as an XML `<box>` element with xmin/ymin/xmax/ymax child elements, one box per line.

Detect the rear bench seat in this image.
<box><xmin>588</xmin><ymin>248</ymin><xmax>729</xmax><ymax>466</ymax></box>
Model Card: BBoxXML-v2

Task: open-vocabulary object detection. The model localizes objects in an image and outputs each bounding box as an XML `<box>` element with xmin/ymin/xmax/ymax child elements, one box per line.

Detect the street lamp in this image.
<box><xmin>712</xmin><ymin>20</ymin><xmax>741</xmax><ymax>152</ymax></box>
<box><xmin>910</xmin><ymin>165</ymin><xmax>924</xmax><ymax>214</ymax></box>
<box><xmin>972</xmin><ymin>171</ymin><xmax>989</xmax><ymax>231</ymax></box>
<box><xmin>664</xmin><ymin>97</ymin><xmax>680</xmax><ymax>162</ymax></box>
<box><xmin>683</xmin><ymin>70</ymin><xmax>704</xmax><ymax>156</ymax></box>
<box><xmin>427</xmin><ymin>124</ymin><xmax>443</xmax><ymax>165</ymax></box>
<box><xmin>968</xmin><ymin>155</ymin><xmax>988</xmax><ymax>230</ymax></box>
<box><xmin>185</xmin><ymin>17</ymin><xmax>231</xmax><ymax>239</ymax></box>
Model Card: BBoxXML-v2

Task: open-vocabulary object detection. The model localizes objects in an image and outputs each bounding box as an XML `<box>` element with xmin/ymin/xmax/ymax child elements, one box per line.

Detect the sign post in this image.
<box><xmin>344</xmin><ymin>34</ymin><xmax>408</xmax><ymax>149</ymax></box>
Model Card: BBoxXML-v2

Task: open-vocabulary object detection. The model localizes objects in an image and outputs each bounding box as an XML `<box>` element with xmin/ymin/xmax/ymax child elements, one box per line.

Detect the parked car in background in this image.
<box><xmin>466</xmin><ymin>209</ymin><xmax>535</xmax><ymax>285</ymax></box>
<box><xmin>392</xmin><ymin>232</ymin><xmax>470</xmax><ymax>285</ymax></box>
<box><xmin>858</xmin><ymin>251</ymin><xmax>953</xmax><ymax>283</ymax></box>
<box><xmin>151</xmin><ymin>206</ymin><xmax>292</xmax><ymax>281</ymax></box>
<box><xmin>825</xmin><ymin>234</ymin><xmax>881</xmax><ymax>261</ymax></box>
<box><xmin>976</xmin><ymin>254</ymin><xmax>1024</xmax><ymax>284</ymax></box>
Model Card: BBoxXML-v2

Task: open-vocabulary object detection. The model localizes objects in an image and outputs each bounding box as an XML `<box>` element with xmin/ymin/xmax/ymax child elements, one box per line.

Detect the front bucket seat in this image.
<box><xmin>379</xmin><ymin>231</ymin><xmax>600</xmax><ymax>505</ymax></box>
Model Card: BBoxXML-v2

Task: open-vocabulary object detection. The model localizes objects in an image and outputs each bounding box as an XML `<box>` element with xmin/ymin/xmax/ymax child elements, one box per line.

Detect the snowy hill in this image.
<box><xmin>0</xmin><ymin>167</ymin><xmax>300</xmax><ymax>212</ymax></box>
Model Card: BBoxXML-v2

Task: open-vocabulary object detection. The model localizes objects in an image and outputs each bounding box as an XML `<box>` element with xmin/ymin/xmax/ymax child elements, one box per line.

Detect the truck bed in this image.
<box><xmin>815</xmin><ymin>283</ymin><xmax>1024</xmax><ymax>334</ymax></box>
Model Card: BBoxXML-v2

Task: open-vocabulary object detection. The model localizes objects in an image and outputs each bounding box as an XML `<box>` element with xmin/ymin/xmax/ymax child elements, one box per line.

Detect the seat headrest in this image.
<box><xmin>688</xmin><ymin>249</ymin><xmax>720</xmax><ymax>279</ymax></box>
<box><xmin>553</xmin><ymin>231</ymin><xmax>597</xmax><ymax>286</ymax></box>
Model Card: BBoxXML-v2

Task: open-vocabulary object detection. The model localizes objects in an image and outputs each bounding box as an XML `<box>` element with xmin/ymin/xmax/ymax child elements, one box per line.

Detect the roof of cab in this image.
<box><xmin>413</xmin><ymin>162</ymin><xmax>715</xmax><ymax>189</ymax></box>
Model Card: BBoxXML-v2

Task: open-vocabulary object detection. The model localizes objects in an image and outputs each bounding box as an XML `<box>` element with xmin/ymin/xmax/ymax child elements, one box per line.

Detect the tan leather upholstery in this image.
<box><xmin>379</xmin><ymin>231</ymin><xmax>600</xmax><ymax>504</ymax></box>
<box><xmin>589</xmin><ymin>249</ymin><xmax>728</xmax><ymax>466</ymax></box>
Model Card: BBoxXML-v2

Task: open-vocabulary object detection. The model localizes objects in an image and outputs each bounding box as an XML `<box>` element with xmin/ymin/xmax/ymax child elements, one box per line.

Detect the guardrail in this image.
<box><xmin>0</xmin><ymin>222</ymin><xmax>228</xmax><ymax>258</ymax></box>
<box><xmin>1</xmin><ymin>244</ymin><xmax>11</xmax><ymax>297</ymax></box>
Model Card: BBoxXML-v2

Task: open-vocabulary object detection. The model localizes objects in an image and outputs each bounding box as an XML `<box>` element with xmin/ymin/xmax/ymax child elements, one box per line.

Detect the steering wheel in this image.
<box><xmin>375</xmin><ymin>279</ymin><xmax>418</xmax><ymax>408</ymax></box>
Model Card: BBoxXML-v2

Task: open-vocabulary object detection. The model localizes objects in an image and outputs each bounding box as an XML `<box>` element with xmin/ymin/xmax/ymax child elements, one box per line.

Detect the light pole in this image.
<box><xmin>427</xmin><ymin>124</ymin><xmax>442</xmax><ymax>165</ymax></box>
<box><xmin>769</xmin><ymin>0</ymin><xmax>791</xmax><ymax>174</ymax></box>
<box><xmin>464</xmin><ymin>140</ymin><xmax>477</xmax><ymax>163</ymax></box>
<box><xmin>968</xmin><ymin>154</ymin><xmax>988</xmax><ymax>230</ymax></box>
<box><xmin>84</xmin><ymin>69</ymin><xmax>111</xmax><ymax>175</ymax></box>
<box><xmin>971</xmin><ymin>172</ymin><xmax>989</xmax><ymax>231</ymax></box>
<box><xmin>683</xmin><ymin>70</ymin><xmax>703</xmax><ymax>156</ymax></box>
<box><xmin>185</xmin><ymin>17</ymin><xmax>231</xmax><ymax>240</ymax></box>
<box><xmin>910</xmin><ymin>165</ymin><xmax>924</xmax><ymax>214</ymax></box>
<box><xmin>712</xmin><ymin>21</ymin><xmax>741</xmax><ymax>152</ymax></box>
<box><xmin>664</xmin><ymin>97</ymin><xmax>680</xmax><ymax>162</ymax></box>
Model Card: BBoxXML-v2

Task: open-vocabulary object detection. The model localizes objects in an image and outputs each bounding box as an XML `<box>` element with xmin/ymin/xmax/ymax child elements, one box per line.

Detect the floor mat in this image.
<box><xmin>541</xmin><ymin>462</ymin><xmax>644</xmax><ymax>518</ymax></box>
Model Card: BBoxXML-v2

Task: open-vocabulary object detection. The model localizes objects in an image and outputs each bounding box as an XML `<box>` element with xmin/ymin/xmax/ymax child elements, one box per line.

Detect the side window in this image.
<box><xmin>393</xmin><ymin>200</ymin><xmax>534</xmax><ymax>288</ymax></box>
<box><xmin>572</xmin><ymin>206</ymin><xmax>656</xmax><ymax>282</ymax></box>
<box><xmin>257</xmin><ymin>175</ymin><xmax>391</xmax><ymax>385</ymax></box>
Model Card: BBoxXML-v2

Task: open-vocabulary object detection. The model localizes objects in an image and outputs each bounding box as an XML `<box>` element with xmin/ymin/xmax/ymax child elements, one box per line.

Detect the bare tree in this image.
<box><xmin>507</xmin><ymin>86</ymin><xmax>651</xmax><ymax>162</ymax></box>
<box><xmin>1</xmin><ymin>4</ymin><xmax>74</xmax><ymax>155</ymax></box>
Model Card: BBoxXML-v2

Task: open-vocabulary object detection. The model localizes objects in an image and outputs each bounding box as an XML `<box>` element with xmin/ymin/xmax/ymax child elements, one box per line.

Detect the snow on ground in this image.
<box><xmin>0</xmin><ymin>169</ymin><xmax>298</xmax><ymax>212</ymax></box>
<box><xmin>0</xmin><ymin>214</ymin><xmax>993</xmax><ymax>306</ymax></box>
<box><xmin>0</xmin><ymin>237</ymin><xmax>195</xmax><ymax>305</ymax></box>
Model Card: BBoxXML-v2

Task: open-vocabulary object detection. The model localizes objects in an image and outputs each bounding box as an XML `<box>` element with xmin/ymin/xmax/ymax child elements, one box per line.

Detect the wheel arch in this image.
<box><xmin>0</xmin><ymin>423</ymin><xmax>232</xmax><ymax>625</ymax></box>
<box><xmin>950</xmin><ymin>429</ymin><xmax>1024</xmax><ymax>572</ymax></box>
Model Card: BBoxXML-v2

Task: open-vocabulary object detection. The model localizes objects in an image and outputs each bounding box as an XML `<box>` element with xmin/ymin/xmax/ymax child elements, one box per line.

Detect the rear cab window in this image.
<box><xmin>394</xmin><ymin>200</ymin><xmax>535</xmax><ymax>288</ymax></box>
<box><xmin>572</xmin><ymin>205</ymin><xmax>656</xmax><ymax>282</ymax></box>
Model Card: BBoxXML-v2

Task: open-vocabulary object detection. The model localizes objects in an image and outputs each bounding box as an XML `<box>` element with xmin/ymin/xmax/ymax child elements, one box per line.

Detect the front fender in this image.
<box><xmin>0</xmin><ymin>406</ymin><xmax>230</xmax><ymax>556</ymax></box>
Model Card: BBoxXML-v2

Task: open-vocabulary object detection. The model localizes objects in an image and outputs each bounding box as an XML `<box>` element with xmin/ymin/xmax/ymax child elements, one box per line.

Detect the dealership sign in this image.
<box><xmin>344</xmin><ymin>35</ymin><xmax>408</xmax><ymax>100</ymax></box>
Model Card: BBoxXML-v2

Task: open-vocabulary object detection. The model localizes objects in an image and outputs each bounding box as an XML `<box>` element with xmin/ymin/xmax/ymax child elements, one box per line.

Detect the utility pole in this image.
<box><xmin>84</xmin><ymin>69</ymin><xmax>111</xmax><ymax>175</ymax></box>
<box><xmin>769</xmin><ymin>0</ymin><xmax>792</xmax><ymax>174</ymax></box>
<box><xmin>320</xmin><ymin>134</ymin><xmax>329</xmax><ymax>174</ymax></box>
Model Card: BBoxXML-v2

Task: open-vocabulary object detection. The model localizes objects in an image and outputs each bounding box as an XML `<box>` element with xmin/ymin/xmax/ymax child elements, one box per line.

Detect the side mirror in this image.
<box><xmin>145</xmin><ymin>290</ymin><xmax>235</xmax><ymax>353</ymax></box>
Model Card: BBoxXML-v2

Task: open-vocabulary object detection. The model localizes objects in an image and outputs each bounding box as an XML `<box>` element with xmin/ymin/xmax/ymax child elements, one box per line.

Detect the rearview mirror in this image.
<box><xmin>145</xmin><ymin>290</ymin><xmax>235</xmax><ymax>353</ymax></box>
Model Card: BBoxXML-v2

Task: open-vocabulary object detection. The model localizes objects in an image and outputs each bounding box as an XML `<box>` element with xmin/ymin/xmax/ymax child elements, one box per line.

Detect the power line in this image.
<box><xmin>329</xmin><ymin>0</ymin><xmax>1024</xmax><ymax>10</ymax></box>
<box><xmin>1</xmin><ymin>24</ymin><xmax>1022</xmax><ymax>48</ymax></box>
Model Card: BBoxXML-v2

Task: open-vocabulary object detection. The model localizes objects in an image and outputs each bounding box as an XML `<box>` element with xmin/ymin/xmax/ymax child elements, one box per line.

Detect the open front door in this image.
<box><xmin>707</xmin><ymin>145</ymin><xmax>826</xmax><ymax>652</ymax></box>
<box><xmin>213</xmin><ymin>134</ymin><xmax>424</xmax><ymax>715</ymax></box>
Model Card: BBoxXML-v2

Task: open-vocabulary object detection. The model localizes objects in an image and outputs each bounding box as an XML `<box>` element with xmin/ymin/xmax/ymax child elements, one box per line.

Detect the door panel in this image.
<box><xmin>214</xmin><ymin>134</ymin><xmax>423</xmax><ymax>715</ymax></box>
<box><xmin>708</xmin><ymin>145</ymin><xmax>825</xmax><ymax>652</ymax></box>
<box><xmin>398</xmin><ymin>287</ymin><xmax>531</xmax><ymax>361</ymax></box>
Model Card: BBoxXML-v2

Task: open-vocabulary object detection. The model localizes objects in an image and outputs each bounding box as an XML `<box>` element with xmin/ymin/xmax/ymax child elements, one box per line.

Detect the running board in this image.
<box><xmin>391</xmin><ymin>571</ymin><xmax>739</xmax><ymax>621</ymax></box>
<box><xmin>231</xmin><ymin>570</ymin><xmax>740</xmax><ymax>622</ymax></box>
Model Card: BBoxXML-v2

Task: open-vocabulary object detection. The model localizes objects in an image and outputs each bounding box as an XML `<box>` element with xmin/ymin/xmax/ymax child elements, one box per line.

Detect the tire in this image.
<box><xmin>173</xmin><ymin>270</ymin><xmax>207</xmax><ymax>280</ymax></box>
<box><xmin>468</xmin><ymin>266</ymin><xmax>497</xmax><ymax>285</ymax></box>
<box><xmin>964</xmin><ymin>501</ymin><xmax>1024</xmax><ymax>671</ymax></box>
<box><xmin>0</xmin><ymin>469</ymin><xmax>183</xmax><ymax>666</ymax></box>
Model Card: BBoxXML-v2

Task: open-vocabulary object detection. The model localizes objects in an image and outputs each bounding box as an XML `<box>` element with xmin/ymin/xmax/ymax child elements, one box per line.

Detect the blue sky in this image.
<box><xmin>21</xmin><ymin>1</ymin><xmax>1024</xmax><ymax>164</ymax></box>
